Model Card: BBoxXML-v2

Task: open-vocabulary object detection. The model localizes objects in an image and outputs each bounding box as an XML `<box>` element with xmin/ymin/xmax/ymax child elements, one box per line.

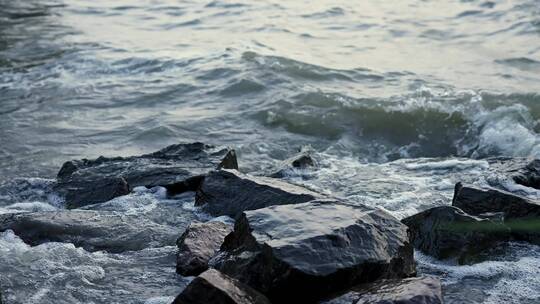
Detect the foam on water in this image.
<box><xmin>280</xmin><ymin>153</ymin><xmax>492</xmax><ymax>218</ymax></box>
<box><xmin>0</xmin><ymin>230</ymin><xmax>190</xmax><ymax>304</ymax></box>
<box><xmin>417</xmin><ymin>243</ymin><xmax>540</xmax><ymax>304</ymax></box>
<box><xmin>0</xmin><ymin>0</ymin><xmax>539</xmax><ymax>302</ymax></box>
<box><xmin>0</xmin><ymin>178</ymin><xmax>63</xmax><ymax>214</ymax></box>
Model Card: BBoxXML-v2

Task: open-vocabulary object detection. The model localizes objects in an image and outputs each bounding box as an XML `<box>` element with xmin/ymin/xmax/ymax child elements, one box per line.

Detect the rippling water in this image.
<box><xmin>1</xmin><ymin>0</ymin><xmax>539</xmax><ymax>303</ymax></box>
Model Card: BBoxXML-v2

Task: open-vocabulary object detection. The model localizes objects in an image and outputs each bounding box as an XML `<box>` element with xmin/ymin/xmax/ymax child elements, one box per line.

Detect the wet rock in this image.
<box><xmin>58</xmin><ymin>177</ymin><xmax>130</xmax><ymax>210</ymax></box>
<box><xmin>453</xmin><ymin>183</ymin><xmax>540</xmax><ymax>244</ymax></box>
<box><xmin>172</xmin><ymin>269</ymin><xmax>271</xmax><ymax>304</ymax></box>
<box><xmin>270</xmin><ymin>148</ymin><xmax>317</xmax><ymax>178</ymax></box>
<box><xmin>54</xmin><ymin>142</ymin><xmax>237</xmax><ymax>208</ymax></box>
<box><xmin>176</xmin><ymin>221</ymin><xmax>233</xmax><ymax>276</ymax></box>
<box><xmin>0</xmin><ymin>210</ymin><xmax>193</xmax><ymax>252</ymax></box>
<box><xmin>402</xmin><ymin>206</ymin><xmax>510</xmax><ymax>264</ymax></box>
<box><xmin>212</xmin><ymin>200</ymin><xmax>415</xmax><ymax>303</ymax></box>
<box><xmin>322</xmin><ymin>276</ymin><xmax>443</xmax><ymax>304</ymax></box>
<box><xmin>195</xmin><ymin>169</ymin><xmax>323</xmax><ymax>217</ymax></box>
<box><xmin>488</xmin><ymin>157</ymin><xmax>540</xmax><ymax>189</ymax></box>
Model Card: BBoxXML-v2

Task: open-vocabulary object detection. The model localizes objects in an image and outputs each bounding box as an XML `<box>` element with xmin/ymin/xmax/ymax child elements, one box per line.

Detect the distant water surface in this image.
<box><xmin>0</xmin><ymin>0</ymin><xmax>539</xmax><ymax>303</ymax></box>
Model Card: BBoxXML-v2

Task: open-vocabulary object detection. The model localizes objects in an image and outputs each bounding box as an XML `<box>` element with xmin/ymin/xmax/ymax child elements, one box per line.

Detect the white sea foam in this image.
<box><xmin>417</xmin><ymin>243</ymin><xmax>540</xmax><ymax>304</ymax></box>
<box><xmin>0</xmin><ymin>230</ymin><xmax>189</xmax><ymax>304</ymax></box>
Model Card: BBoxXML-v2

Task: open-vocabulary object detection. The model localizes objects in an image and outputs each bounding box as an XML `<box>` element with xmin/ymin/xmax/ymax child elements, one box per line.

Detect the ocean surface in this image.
<box><xmin>0</xmin><ymin>0</ymin><xmax>539</xmax><ymax>303</ymax></box>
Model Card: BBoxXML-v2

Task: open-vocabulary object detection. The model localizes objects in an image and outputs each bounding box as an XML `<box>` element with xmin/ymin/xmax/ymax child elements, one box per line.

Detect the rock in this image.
<box><xmin>0</xmin><ymin>210</ymin><xmax>193</xmax><ymax>253</ymax></box>
<box><xmin>322</xmin><ymin>276</ymin><xmax>443</xmax><ymax>304</ymax></box>
<box><xmin>402</xmin><ymin>206</ymin><xmax>510</xmax><ymax>264</ymax></box>
<box><xmin>172</xmin><ymin>269</ymin><xmax>271</xmax><ymax>304</ymax></box>
<box><xmin>58</xmin><ymin>177</ymin><xmax>131</xmax><ymax>210</ymax></box>
<box><xmin>54</xmin><ymin>142</ymin><xmax>238</xmax><ymax>208</ymax></box>
<box><xmin>212</xmin><ymin>200</ymin><xmax>415</xmax><ymax>303</ymax></box>
<box><xmin>176</xmin><ymin>221</ymin><xmax>233</xmax><ymax>276</ymax></box>
<box><xmin>270</xmin><ymin>148</ymin><xmax>317</xmax><ymax>178</ymax></box>
<box><xmin>195</xmin><ymin>169</ymin><xmax>323</xmax><ymax>217</ymax></box>
<box><xmin>487</xmin><ymin>157</ymin><xmax>540</xmax><ymax>189</ymax></box>
<box><xmin>452</xmin><ymin>183</ymin><xmax>540</xmax><ymax>244</ymax></box>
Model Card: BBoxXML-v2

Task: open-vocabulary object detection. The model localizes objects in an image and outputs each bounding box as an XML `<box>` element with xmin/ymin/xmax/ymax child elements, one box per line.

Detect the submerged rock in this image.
<box><xmin>0</xmin><ymin>210</ymin><xmax>193</xmax><ymax>252</ymax></box>
<box><xmin>172</xmin><ymin>269</ymin><xmax>271</xmax><ymax>304</ymax></box>
<box><xmin>270</xmin><ymin>148</ymin><xmax>317</xmax><ymax>178</ymax></box>
<box><xmin>453</xmin><ymin>183</ymin><xmax>540</xmax><ymax>244</ymax></box>
<box><xmin>176</xmin><ymin>221</ymin><xmax>233</xmax><ymax>276</ymax></box>
<box><xmin>54</xmin><ymin>142</ymin><xmax>238</xmax><ymax>208</ymax></box>
<box><xmin>322</xmin><ymin>276</ymin><xmax>443</xmax><ymax>304</ymax></box>
<box><xmin>195</xmin><ymin>169</ymin><xmax>323</xmax><ymax>217</ymax></box>
<box><xmin>402</xmin><ymin>206</ymin><xmax>510</xmax><ymax>264</ymax></box>
<box><xmin>212</xmin><ymin>200</ymin><xmax>415</xmax><ymax>303</ymax></box>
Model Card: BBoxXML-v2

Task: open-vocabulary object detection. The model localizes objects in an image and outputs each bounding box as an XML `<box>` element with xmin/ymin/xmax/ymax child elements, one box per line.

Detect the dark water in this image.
<box><xmin>0</xmin><ymin>0</ymin><xmax>539</xmax><ymax>303</ymax></box>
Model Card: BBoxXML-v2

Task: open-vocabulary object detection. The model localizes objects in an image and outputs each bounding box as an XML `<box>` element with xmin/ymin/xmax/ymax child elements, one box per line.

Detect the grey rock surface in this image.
<box><xmin>176</xmin><ymin>221</ymin><xmax>233</xmax><ymax>276</ymax></box>
<box><xmin>54</xmin><ymin>142</ymin><xmax>237</xmax><ymax>208</ymax></box>
<box><xmin>321</xmin><ymin>276</ymin><xmax>443</xmax><ymax>304</ymax></box>
<box><xmin>212</xmin><ymin>200</ymin><xmax>415</xmax><ymax>303</ymax></box>
<box><xmin>402</xmin><ymin>206</ymin><xmax>510</xmax><ymax>264</ymax></box>
<box><xmin>0</xmin><ymin>210</ymin><xmax>193</xmax><ymax>252</ymax></box>
<box><xmin>172</xmin><ymin>269</ymin><xmax>271</xmax><ymax>304</ymax></box>
<box><xmin>195</xmin><ymin>169</ymin><xmax>323</xmax><ymax>217</ymax></box>
<box><xmin>453</xmin><ymin>183</ymin><xmax>540</xmax><ymax>244</ymax></box>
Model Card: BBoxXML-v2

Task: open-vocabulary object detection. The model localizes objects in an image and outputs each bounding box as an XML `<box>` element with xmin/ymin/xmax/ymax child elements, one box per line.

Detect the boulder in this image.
<box><xmin>402</xmin><ymin>206</ymin><xmax>510</xmax><ymax>264</ymax></box>
<box><xmin>212</xmin><ymin>200</ymin><xmax>415</xmax><ymax>303</ymax></box>
<box><xmin>322</xmin><ymin>276</ymin><xmax>443</xmax><ymax>304</ymax></box>
<box><xmin>452</xmin><ymin>183</ymin><xmax>540</xmax><ymax>244</ymax></box>
<box><xmin>487</xmin><ymin>157</ymin><xmax>540</xmax><ymax>189</ymax></box>
<box><xmin>270</xmin><ymin>148</ymin><xmax>317</xmax><ymax>178</ymax></box>
<box><xmin>195</xmin><ymin>169</ymin><xmax>323</xmax><ymax>217</ymax></box>
<box><xmin>177</xmin><ymin>221</ymin><xmax>233</xmax><ymax>276</ymax></box>
<box><xmin>0</xmin><ymin>210</ymin><xmax>193</xmax><ymax>252</ymax></box>
<box><xmin>54</xmin><ymin>142</ymin><xmax>238</xmax><ymax>208</ymax></box>
<box><xmin>172</xmin><ymin>269</ymin><xmax>271</xmax><ymax>304</ymax></box>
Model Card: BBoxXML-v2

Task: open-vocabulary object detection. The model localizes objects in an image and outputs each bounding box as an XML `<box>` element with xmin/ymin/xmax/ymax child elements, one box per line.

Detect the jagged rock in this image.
<box><xmin>270</xmin><ymin>148</ymin><xmax>317</xmax><ymax>178</ymax></box>
<box><xmin>176</xmin><ymin>221</ymin><xmax>233</xmax><ymax>276</ymax></box>
<box><xmin>195</xmin><ymin>169</ymin><xmax>323</xmax><ymax>217</ymax></box>
<box><xmin>488</xmin><ymin>157</ymin><xmax>540</xmax><ymax>189</ymax></box>
<box><xmin>452</xmin><ymin>183</ymin><xmax>540</xmax><ymax>245</ymax></box>
<box><xmin>0</xmin><ymin>210</ymin><xmax>193</xmax><ymax>252</ymax></box>
<box><xmin>402</xmin><ymin>206</ymin><xmax>510</xmax><ymax>264</ymax></box>
<box><xmin>172</xmin><ymin>269</ymin><xmax>271</xmax><ymax>304</ymax></box>
<box><xmin>322</xmin><ymin>276</ymin><xmax>443</xmax><ymax>304</ymax></box>
<box><xmin>54</xmin><ymin>142</ymin><xmax>238</xmax><ymax>208</ymax></box>
<box><xmin>212</xmin><ymin>200</ymin><xmax>415</xmax><ymax>303</ymax></box>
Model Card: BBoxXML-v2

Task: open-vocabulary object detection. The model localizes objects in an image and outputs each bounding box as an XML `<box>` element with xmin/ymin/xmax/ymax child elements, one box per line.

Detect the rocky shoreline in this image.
<box><xmin>2</xmin><ymin>143</ymin><xmax>540</xmax><ymax>303</ymax></box>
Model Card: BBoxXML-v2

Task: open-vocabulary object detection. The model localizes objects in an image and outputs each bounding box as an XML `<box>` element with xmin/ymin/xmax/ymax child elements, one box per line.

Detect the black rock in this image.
<box><xmin>402</xmin><ymin>206</ymin><xmax>510</xmax><ymax>264</ymax></box>
<box><xmin>195</xmin><ymin>169</ymin><xmax>323</xmax><ymax>217</ymax></box>
<box><xmin>270</xmin><ymin>148</ymin><xmax>317</xmax><ymax>178</ymax></box>
<box><xmin>453</xmin><ymin>183</ymin><xmax>540</xmax><ymax>244</ymax></box>
<box><xmin>0</xmin><ymin>210</ymin><xmax>193</xmax><ymax>253</ymax></box>
<box><xmin>322</xmin><ymin>276</ymin><xmax>443</xmax><ymax>304</ymax></box>
<box><xmin>487</xmin><ymin>157</ymin><xmax>540</xmax><ymax>190</ymax></box>
<box><xmin>176</xmin><ymin>221</ymin><xmax>233</xmax><ymax>276</ymax></box>
<box><xmin>172</xmin><ymin>269</ymin><xmax>271</xmax><ymax>304</ymax></box>
<box><xmin>54</xmin><ymin>142</ymin><xmax>238</xmax><ymax>208</ymax></box>
<box><xmin>212</xmin><ymin>200</ymin><xmax>415</xmax><ymax>303</ymax></box>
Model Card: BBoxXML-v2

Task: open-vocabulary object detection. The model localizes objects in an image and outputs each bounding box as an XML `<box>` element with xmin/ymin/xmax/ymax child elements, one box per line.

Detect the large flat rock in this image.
<box><xmin>212</xmin><ymin>200</ymin><xmax>415</xmax><ymax>303</ymax></box>
<box><xmin>172</xmin><ymin>269</ymin><xmax>271</xmax><ymax>304</ymax></box>
<box><xmin>176</xmin><ymin>221</ymin><xmax>233</xmax><ymax>276</ymax></box>
<box><xmin>321</xmin><ymin>276</ymin><xmax>443</xmax><ymax>304</ymax></box>
<box><xmin>453</xmin><ymin>183</ymin><xmax>540</xmax><ymax>244</ymax></box>
<box><xmin>402</xmin><ymin>206</ymin><xmax>510</xmax><ymax>264</ymax></box>
<box><xmin>0</xmin><ymin>210</ymin><xmax>193</xmax><ymax>253</ymax></box>
<box><xmin>54</xmin><ymin>142</ymin><xmax>238</xmax><ymax>208</ymax></box>
<box><xmin>195</xmin><ymin>169</ymin><xmax>323</xmax><ymax>217</ymax></box>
